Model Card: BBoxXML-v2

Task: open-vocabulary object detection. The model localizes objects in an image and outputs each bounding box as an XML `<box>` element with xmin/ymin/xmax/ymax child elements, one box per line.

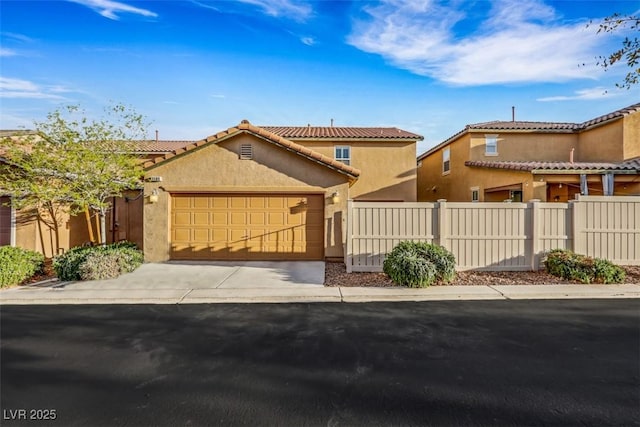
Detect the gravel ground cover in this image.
<box><xmin>325</xmin><ymin>262</ymin><xmax>640</xmax><ymax>287</ymax></box>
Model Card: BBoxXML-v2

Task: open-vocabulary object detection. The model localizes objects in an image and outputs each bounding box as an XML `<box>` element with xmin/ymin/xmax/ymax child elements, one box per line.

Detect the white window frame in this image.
<box><xmin>485</xmin><ymin>134</ymin><xmax>498</xmax><ymax>156</ymax></box>
<box><xmin>335</xmin><ymin>146</ymin><xmax>351</xmax><ymax>165</ymax></box>
<box><xmin>442</xmin><ymin>147</ymin><xmax>450</xmax><ymax>175</ymax></box>
<box><xmin>471</xmin><ymin>187</ymin><xmax>479</xmax><ymax>202</ymax></box>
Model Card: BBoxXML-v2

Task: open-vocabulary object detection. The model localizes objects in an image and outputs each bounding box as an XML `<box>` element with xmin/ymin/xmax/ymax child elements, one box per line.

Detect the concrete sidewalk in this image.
<box><xmin>2</xmin><ymin>261</ymin><xmax>639</xmax><ymax>304</ymax></box>
<box><xmin>2</xmin><ymin>282</ymin><xmax>639</xmax><ymax>305</ymax></box>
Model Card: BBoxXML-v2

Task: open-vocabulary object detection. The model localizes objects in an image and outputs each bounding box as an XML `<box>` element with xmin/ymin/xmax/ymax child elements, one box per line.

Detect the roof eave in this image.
<box><xmin>532</xmin><ymin>169</ymin><xmax>639</xmax><ymax>175</ymax></box>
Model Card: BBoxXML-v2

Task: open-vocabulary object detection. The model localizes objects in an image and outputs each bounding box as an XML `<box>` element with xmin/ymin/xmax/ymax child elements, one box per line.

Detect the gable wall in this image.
<box><xmin>417</xmin><ymin>134</ymin><xmax>469</xmax><ymax>202</ymax></box>
<box><xmin>578</xmin><ymin>120</ymin><xmax>624</xmax><ymax>162</ymax></box>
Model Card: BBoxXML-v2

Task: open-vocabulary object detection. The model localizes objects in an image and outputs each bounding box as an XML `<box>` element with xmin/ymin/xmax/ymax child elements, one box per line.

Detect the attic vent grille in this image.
<box><xmin>240</xmin><ymin>144</ymin><xmax>253</xmax><ymax>160</ymax></box>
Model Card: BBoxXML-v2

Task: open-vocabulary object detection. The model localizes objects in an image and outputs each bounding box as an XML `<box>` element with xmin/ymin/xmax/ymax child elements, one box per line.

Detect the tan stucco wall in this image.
<box><xmin>469</xmin><ymin>132</ymin><xmax>578</xmax><ymax>162</ymax></box>
<box><xmin>290</xmin><ymin>140</ymin><xmax>417</xmax><ymax>201</ymax></box>
<box><xmin>13</xmin><ymin>207</ymin><xmax>91</xmax><ymax>258</ymax></box>
<box><xmin>578</xmin><ymin>120</ymin><xmax>624</xmax><ymax>162</ymax></box>
<box><xmin>418</xmin><ymin>134</ymin><xmax>546</xmax><ymax>202</ymax></box>
<box><xmin>143</xmin><ymin>133</ymin><xmax>351</xmax><ymax>262</ymax></box>
<box><xmin>623</xmin><ymin>112</ymin><xmax>640</xmax><ymax>160</ymax></box>
<box><xmin>417</xmin><ymin>134</ymin><xmax>469</xmax><ymax>202</ymax></box>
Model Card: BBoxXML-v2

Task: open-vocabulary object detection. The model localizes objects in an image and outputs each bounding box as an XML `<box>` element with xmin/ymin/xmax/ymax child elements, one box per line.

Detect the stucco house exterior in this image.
<box><xmin>417</xmin><ymin>103</ymin><xmax>640</xmax><ymax>203</ymax></box>
<box><xmin>141</xmin><ymin>120</ymin><xmax>421</xmax><ymax>262</ymax></box>
<box><xmin>1</xmin><ymin>121</ymin><xmax>422</xmax><ymax>262</ymax></box>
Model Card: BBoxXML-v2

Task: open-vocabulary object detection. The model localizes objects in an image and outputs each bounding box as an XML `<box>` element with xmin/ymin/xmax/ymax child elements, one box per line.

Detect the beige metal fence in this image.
<box><xmin>345</xmin><ymin>195</ymin><xmax>640</xmax><ymax>272</ymax></box>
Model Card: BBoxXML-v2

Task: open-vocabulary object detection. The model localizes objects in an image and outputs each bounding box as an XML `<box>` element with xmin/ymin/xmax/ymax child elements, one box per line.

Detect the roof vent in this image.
<box><xmin>240</xmin><ymin>144</ymin><xmax>253</xmax><ymax>160</ymax></box>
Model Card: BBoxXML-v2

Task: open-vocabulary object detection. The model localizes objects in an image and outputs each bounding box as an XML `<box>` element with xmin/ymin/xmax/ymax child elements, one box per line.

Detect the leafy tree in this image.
<box><xmin>591</xmin><ymin>13</ymin><xmax>639</xmax><ymax>89</ymax></box>
<box><xmin>0</xmin><ymin>104</ymin><xmax>148</xmax><ymax>248</ymax></box>
<box><xmin>0</xmin><ymin>130</ymin><xmax>72</xmax><ymax>253</ymax></box>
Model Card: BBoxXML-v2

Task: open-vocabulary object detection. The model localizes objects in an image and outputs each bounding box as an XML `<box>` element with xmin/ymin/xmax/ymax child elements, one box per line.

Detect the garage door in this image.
<box><xmin>0</xmin><ymin>196</ymin><xmax>11</xmax><ymax>246</ymax></box>
<box><xmin>170</xmin><ymin>194</ymin><xmax>324</xmax><ymax>260</ymax></box>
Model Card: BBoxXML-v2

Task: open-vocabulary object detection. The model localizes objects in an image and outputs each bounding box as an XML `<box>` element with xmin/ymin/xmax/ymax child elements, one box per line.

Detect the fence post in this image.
<box><xmin>529</xmin><ymin>199</ymin><xmax>541</xmax><ymax>271</ymax></box>
<box><xmin>571</xmin><ymin>197</ymin><xmax>586</xmax><ymax>255</ymax></box>
<box><xmin>437</xmin><ymin>199</ymin><xmax>448</xmax><ymax>251</ymax></box>
<box><xmin>345</xmin><ymin>199</ymin><xmax>353</xmax><ymax>273</ymax></box>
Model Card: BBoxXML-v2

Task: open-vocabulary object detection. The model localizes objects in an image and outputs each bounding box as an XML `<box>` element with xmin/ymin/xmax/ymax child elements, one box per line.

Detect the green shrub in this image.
<box><xmin>544</xmin><ymin>249</ymin><xmax>626</xmax><ymax>284</ymax></box>
<box><xmin>53</xmin><ymin>242</ymin><xmax>143</xmax><ymax>281</ymax></box>
<box><xmin>78</xmin><ymin>251</ymin><xmax>122</xmax><ymax>280</ymax></box>
<box><xmin>414</xmin><ymin>242</ymin><xmax>456</xmax><ymax>283</ymax></box>
<box><xmin>0</xmin><ymin>246</ymin><xmax>45</xmax><ymax>288</ymax></box>
<box><xmin>383</xmin><ymin>241</ymin><xmax>456</xmax><ymax>287</ymax></box>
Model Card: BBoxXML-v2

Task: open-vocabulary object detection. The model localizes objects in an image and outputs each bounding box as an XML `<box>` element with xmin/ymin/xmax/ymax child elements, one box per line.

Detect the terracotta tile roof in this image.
<box><xmin>143</xmin><ymin>120</ymin><xmax>361</xmax><ymax>179</ymax></box>
<box><xmin>465</xmin><ymin>159</ymin><xmax>640</xmax><ymax>173</ymax></box>
<box><xmin>467</xmin><ymin>121</ymin><xmax>578</xmax><ymax>131</ymax></box>
<box><xmin>418</xmin><ymin>102</ymin><xmax>640</xmax><ymax>161</ymax></box>
<box><xmin>581</xmin><ymin>102</ymin><xmax>640</xmax><ymax>128</ymax></box>
<box><xmin>133</xmin><ymin>140</ymin><xmax>196</xmax><ymax>153</ymax></box>
<box><xmin>262</xmin><ymin>126</ymin><xmax>423</xmax><ymax>140</ymax></box>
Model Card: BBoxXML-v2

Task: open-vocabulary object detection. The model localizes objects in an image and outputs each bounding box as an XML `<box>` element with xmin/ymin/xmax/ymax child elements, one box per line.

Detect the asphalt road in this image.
<box><xmin>1</xmin><ymin>300</ymin><xmax>639</xmax><ymax>426</ymax></box>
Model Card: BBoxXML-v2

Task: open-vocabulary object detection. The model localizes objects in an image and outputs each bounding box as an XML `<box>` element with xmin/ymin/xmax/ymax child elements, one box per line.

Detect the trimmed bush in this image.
<box><xmin>0</xmin><ymin>246</ymin><xmax>45</xmax><ymax>288</ymax></box>
<box><xmin>544</xmin><ymin>249</ymin><xmax>626</xmax><ymax>284</ymax></box>
<box><xmin>414</xmin><ymin>242</ymin><xmax>456</xmax><ymax>283</ymax></box>
<box><xmin>53</xmin><ymin>242</ymin><xmax>143</xmax><ymax>281</ymax></box>
<box><xmin>383</xmin><ymin>241</ymin><xmax>456</xmax><ymax>287</ymax></box>
<box><xmin>78</xmin><ymin>251</ymin><xmax>122</xmax><ymax>280</ymax></box>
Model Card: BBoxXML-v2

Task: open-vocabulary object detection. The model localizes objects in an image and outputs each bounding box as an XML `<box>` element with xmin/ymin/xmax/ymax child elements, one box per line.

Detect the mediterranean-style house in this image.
<box><xmin>1</xmin><ymin>121</ymin><xmax>422</xmax><ymax>261</ymax></box>
<box><xmin>417</xmin><ymin>103</ymin><xmax>640</xmax><ymax>203</ymax></box>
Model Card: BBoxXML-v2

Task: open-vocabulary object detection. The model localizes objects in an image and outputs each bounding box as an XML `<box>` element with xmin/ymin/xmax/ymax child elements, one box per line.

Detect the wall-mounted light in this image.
<box><xmin>148</xmin><ymin>189</ymin><xmax>159</xmax><ymax>203</ymax></box>
<box><xmin>331</xmin><ymin>191</ymin><xmax>340</xmax><ymax>204</ymax></box>
<box><xmin>559</xmin><ymin>183</ymin><xmax>563</xmax><ymax>189</ymax></box>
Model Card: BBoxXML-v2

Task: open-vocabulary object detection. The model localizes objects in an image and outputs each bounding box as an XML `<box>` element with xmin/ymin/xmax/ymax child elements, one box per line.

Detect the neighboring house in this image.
<box><xmin>417</xmin><ymin>103</ymin><xmax>640</xmax><ymax>203</ymax></box>
<box><xmin>2</xmin><ymin>121</ymin><xmax>422</xmax><ymax>262</ymax></box>
<box><xmin>0</xmin><ymin>131</ymin><xmax>193</xmax><ymax>257</ymax></box>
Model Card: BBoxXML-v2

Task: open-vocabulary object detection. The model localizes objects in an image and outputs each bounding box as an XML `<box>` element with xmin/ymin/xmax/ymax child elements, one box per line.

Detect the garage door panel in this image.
<box><xmin>173</xmin><ymin>228</ymin><xmax>191</xmax><ymax>242</ymax></box>
<box><xmin>174</xmin><ymin>212</ymin><xmax>191</xmax><ymax>226</ymax></box>
<box><xmin>171</xmin><ymin>194</ymin><xmax>324</xmax><ymax>260</ymax></box>
<box><xmin>212</xmin><ymin>197</ymin><xmax>228</xmax><ymax>208</ymax></box>
<box><xmin>231</xmin><ymin>212</ymin><xmax>248</xmax><ymax>225</ymax></box>
<box><xmin>193</xmin><ymin>212</ymin><xmax>209</xmax><ymax>225</ymax></box>
<box><xmin>212</xmin><ymin>212</ymin><xmax>228</xmax><ymax>225</ymax></box>
<box><xmin>230</xmin><ymin>197</ymin><xmax>246</xmax><ymax>209</ymax></box>
<box><xmin>193</xmin><ymin>228</ymin><xmax>209</xmax><ymax>242</ymax></box>
<box><xmin>268</xmin><ymin>212</ymin><xmax>285</xmax><ymax>225</ymax></box>
<box><xmin>193</xmin><ymin>197</ymin><xmax>210</xmax><ymax>209</ymax></box>
<box><xmin>249</xmin><ymin>212</ymin><xmax>265</xmax><ymax>225</ymax></box>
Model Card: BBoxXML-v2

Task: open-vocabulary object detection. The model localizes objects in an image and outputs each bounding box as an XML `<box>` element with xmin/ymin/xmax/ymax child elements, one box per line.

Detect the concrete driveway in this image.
<box><xmin>61</xmin><ymin>261</ymin><xmax>326</xmax><ymax>290</ymax></box>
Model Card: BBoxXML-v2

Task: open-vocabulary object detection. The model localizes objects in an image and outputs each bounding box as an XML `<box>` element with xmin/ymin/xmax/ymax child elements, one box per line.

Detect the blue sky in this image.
<box><xmin>1</xmin><ymin>0</ymin><xmax>639</xmax><ymax>154</ymax></box>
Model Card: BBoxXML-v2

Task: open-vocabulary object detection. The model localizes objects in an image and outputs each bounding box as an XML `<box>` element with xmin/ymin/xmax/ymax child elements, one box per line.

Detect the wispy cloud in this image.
<box><xmin>537</xmin><ymin>87</ymin><xmax>619</xmax><ymax>102</ymax></box>
<box><xmin>235</xmin><ymin>0</ymin><xmax>312</xmax><ymax>21</ymax></box>
<box><xmin>0</xmin><ymin>77</ymin><xmax>70</xmax><ymax>100</ymax></box>
<box><xmin>0</xmin><ymin>48</ymin><xmax>18</xmax><ymax>57</ymax></box>
<box><xmin>210</xmin><ymin>94</ymin><xmax>226</xmax><ymax>99</ymax></box>
<box><xmin>348</xmin><ymin>0</ymin><xmax>606</xmax><ymax>86</ymax></box>
<box><xmin>1</xmin><ymin>32</ymin><xmax>35</xmax><ymax>43</ymax></box>
<box><xmin>300</xmin><ymin>36</ymin><xmax>316</xmax><ymax>46</ymax></box>
<box><xmin>68</xmin><ymin>0</ymin><xmax>158</xmax><ymax>20</ymax></box>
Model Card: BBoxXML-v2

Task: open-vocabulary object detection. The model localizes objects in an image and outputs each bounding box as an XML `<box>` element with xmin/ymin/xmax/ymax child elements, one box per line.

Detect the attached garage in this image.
<box><xmin>142</xmin><ymin>122</ymin><xmax>360</xmax><ymax>263</ymax></box>
<box><xmin>170</xmin><ymin>193</ymin><xmax>324</xmax><ymax>260</ymax></box>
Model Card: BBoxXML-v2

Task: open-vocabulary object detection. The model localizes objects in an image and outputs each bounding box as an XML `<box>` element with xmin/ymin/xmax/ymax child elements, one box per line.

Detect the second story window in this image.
<box><xmin>442</xmin><ymin>147</ymin><xmax>450</xmax><ymax>174</ymax></box>
<box><xmin>485</xmin><ymin>135</ymin><xmax>498</xmax><ymax>155</ymax></box>
<box><xmin>335</xmin><ymin>146</ymin><xmax>350</xmax><ymax>165</ymax></box>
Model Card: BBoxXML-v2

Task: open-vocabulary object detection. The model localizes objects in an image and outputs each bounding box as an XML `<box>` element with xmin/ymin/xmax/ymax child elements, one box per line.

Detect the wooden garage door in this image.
<box><xmin>0</xmin><ymin>196</ymin><xmax>11</xmax><ymax>246</ymax></box>
<box><xmin>171</xmin><ymin>194</ymin><xmax>324</xmax><ymax>260</ymax></box>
